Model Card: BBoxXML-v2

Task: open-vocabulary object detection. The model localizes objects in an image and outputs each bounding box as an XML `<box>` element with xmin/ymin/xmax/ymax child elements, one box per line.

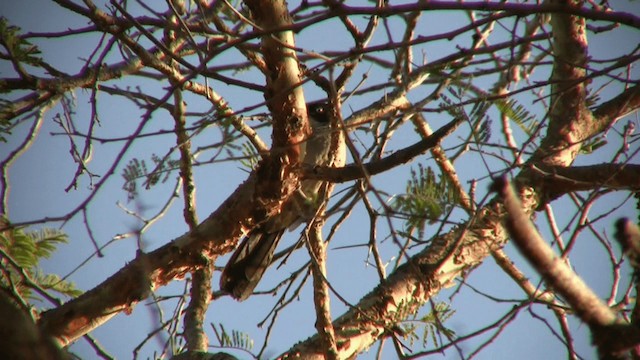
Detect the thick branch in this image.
<box><xmin>592</xmin><ymin>83</ymin><xmax>640</xmax><ymax>127</ymax></box>
<box><xmin>280</xmin><ymin>199</ymin><xmax>512</xmax><ymax>358</ymax></box>
<box><xmin>494</xmin><ymin>177</ymin><xmax>617</xmax><ymax>326</ymax></box>
<box><xmin>278</xmin><ymin>165</ymin><xmax>638</xmax><ymax>357</ymax></box>
<box><xmin>37</xmin><ymin>0</ymin><xmax>314</xmax><ymax>346</ymax></box>
<box><xmin>532</xmin><ymin>163</ymin><xmax>640</xmax><ymax>204</ymax></box>
<box><xmin>184</xmin><ymin>262</ymin><xmax>213</xmax><ymax>353</ymax></box>
<box><xmin>307</xmin><ymin>221</ymin><xmax>338</xmax><ymax>360</ymax></box>
<box><xmin>533</xmin><ymin>0</ymin><xmax>590</xmax><ymax>166</ymax></box>
<box><xmin>38</xmin><ymin>169</ymin><xmax>270</xmax><ymax>346</ymax></box>
<box><xmin>244</xmin><ymin>0</ymin><xmax>308</xmax><ymax>152</ymax></box>
<box><xmin>495</xmin><ymin>178</ymin><xmax>640</xmax><ymax>357</ymax></box>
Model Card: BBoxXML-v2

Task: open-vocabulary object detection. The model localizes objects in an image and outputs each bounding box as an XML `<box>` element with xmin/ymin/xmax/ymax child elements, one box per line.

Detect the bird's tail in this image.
<box><xmin>220</xmin><ymin>228</ymin><xmax>285</xmax><ymax>301</ymax></box>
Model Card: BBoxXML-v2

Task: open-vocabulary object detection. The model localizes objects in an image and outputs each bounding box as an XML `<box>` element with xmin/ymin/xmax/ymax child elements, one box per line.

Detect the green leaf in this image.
<box><xmin>494</xmin><ymin>98</ymin><xmax>539</xmax><ymax>136</ymax></box>
<box><xmin>1</xmin><ymin>221</ymin><xmax>81</xmax><ymax>302</ymax></box>
<box><xmin>122</xmin><ymin>154</ymin><xmax>180</xmax><ymax>200</ymax></box>
<box><xmin>0</xmin><ymin>17</ymin><xmax>42</xmax><ymax>65</ymax></box>
<box><xmin>239</xmin><ymin>142</ymin><xmax>260</xmax><ymax>170</ymax></box>
<box><xmin>33</xmin><ymin>271</ymin><xmax>82</xmax><ymax>298</ymax></box>
<box><xmin>401</xmin><ymin>301</ymin><xmax>456</xmax><ymax>348</ymax></box>
<box><xmin>579</xmin><ymin>136</ymin><xmax>607</xmax><ymax>154</ymax></box>
<box><xmin>211</xmin><ymin>323</ymin><xmax>254</xmax><ymax>351</ymax></box>
<box><xmin>392</xmin><ymin>165</ymin><xmax>460</xmax><ymax>238</ymax></box>
<box><xmin>28</xmin><ymin>228</ymin><xmax>68</xmax><ymax>259</ymax></box>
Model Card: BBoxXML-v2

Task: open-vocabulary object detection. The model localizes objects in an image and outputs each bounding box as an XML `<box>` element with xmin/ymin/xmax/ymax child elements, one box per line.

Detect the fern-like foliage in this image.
<box><xmin>211</xmin><ymin>323</ymin><xmax>254</xmax><ymax>352</ymax></box>
<box><xmin>0</xmin><ymin>17</ymin><xmax>42</xmax><ymax>66</ymax></box>
<box><xmin>0</xmin><ymin>97</ymin><xmax>13</xmax><ymax>143</ymax></box>
<box><xmin>0</xmin><ymin>222</ymin><xmax>82</xmax><ymax>301</ymax></box>
<box><xmin>0</xmin><ymin>17</ymin><xmax>43</xmax><ymax>141</ymax></box>
<box><xmin>392</xmin><ymin>165</ymin><xmax>459</xmax><ymax>239</ymax></box>
<box><xmin>239</xmin><ymin>142</ymin><xmax>260</xmax><ymax>170</ymax></box>
<box><xmin>579</xmin><ymin>136</ymin><xmax>607</xmax><ymax>155</ymax></box>
<box><xmin>470</xmin><ymin>99</ymin><xmax>492</xmax><ymax>144</ymax></box>
<box><xmin>494</xmin><ymin>98</ymin><xmax>538</xmax><ymax>137</ymax></box>
<box><xmin>122</xmin><ymin>158</ymin><xmax>146</xmax><ymax>200</ymax></box>
<box><xmin>122</xmin><ymin>154</ymin><xmax>180</xmax><ymax>200</ymax></box>
<box><xmin>441</xmin><ymin>89</ymin><xmax>492</xmax><ymax>145</ymax></box>
<box><xmin>403</xmin><ymin>302</ymin><xmax>456</xmax><ymax>348</ymax></box>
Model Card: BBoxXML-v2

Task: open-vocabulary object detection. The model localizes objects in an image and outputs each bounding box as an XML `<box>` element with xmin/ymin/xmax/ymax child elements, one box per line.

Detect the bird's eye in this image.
<box><xmin>307</xmin><ymin>102</ymin><xmax>331</xmax><ymax>124</ymax></box>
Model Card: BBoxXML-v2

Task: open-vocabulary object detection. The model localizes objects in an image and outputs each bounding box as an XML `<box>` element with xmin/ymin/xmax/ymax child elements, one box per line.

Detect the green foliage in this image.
<box><xmin>579</xmin><ymin>136</ymin><xmax>607</xmax><ymax>154</ymax></box>
<box><xmin>239</xmin><ymin>141</ymin><xmax>260</xmax><ymax>170</ymax></box>
<box><xmin>0</xmin><ymin>224</ymin><xmax>82</xmax><ymax>301</ymax></box>
<box><xmin>122</xmin><ymin>154</ymin><xmax>180</xmax><ymax>200</ymax></box>
<box><xmin>494</xmin><ymin>98</ymin><xmax>539</xmax><ymax>137</ymax></box>
<box><xmin>444</xmin><ymin>86</ymin><xmax>540</xmax><ymax>142</ymax></box>
<box><xmin>0</xmin><ymin>98</ymin><xmax>12</xmax><ymax>142</ymax></box>
<box><xmin>0</xmin><ymin>18</ymin><xmax>41</xmax><ymax>140</ymax></box>
<box><xmin>34</xmin><ymin>271</ymin><xmax>80</xmax><ymax>297</ymax></box>
<box><xmin>470</xmin><ymin>100</ymin><xmax>492</xmax><ymax>144</ymax></box>
<box><xmin>122</xmin><ymin>158</ymin><xmax>148</xmax><ymax>200</ymax></box>
<box><xmin>3</xmin><ymin>227</ymin><xmax>65</xmax><ymax>269</ymax></box>
<box><xmin>211</xmin><ymin>323</ymin><xmax>254</xmax><ymax>352</ymax></box>
<box><xmin>441</xmin><ymin>89</ymin><xmax>492</xmax><ymax>144</ymax></box>
<box><xmin>393</xmin><ymin>165</ymin><xmax>459</xmax><ymax>238</ymax></box>
<box><xmin>402</xmin><ymin>302</ymin><xmax>456</xmax><ymax>348</ymax></box>
<box><xmin>0</xmin><ymin>17</ymin><xmax>42</xmax><ymax>66</ymax></box>
<box><xmin>440</xmin><ymin>90</ymin><xmax>467</xmax><ymax>121</ymax></box>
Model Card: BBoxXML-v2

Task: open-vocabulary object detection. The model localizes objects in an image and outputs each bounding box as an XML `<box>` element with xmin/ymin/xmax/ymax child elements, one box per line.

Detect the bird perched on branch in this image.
<box><xmin>220</xmin><ymin>101</ymin><xmax>346</xmax><ymax>301</ymax></box>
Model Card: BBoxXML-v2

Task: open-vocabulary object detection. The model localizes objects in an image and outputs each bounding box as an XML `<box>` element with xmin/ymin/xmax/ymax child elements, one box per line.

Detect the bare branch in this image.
<box><xmin>305</xmin><ymin>117</ymin><xmax>463</xmax><ymax>182</ymax></box>
<box><xmin>493</xmin><ymin>177</ymin><xmax>640</xmax><ymax>358</ymax></box>
<box><xmin>532</xmin><ymin>163</ymin><xmax>640</xmax><ymax>203</ymax></box>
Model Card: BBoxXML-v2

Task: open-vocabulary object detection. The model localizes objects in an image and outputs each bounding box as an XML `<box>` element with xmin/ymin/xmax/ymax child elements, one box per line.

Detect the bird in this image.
<box><xmin>220</xmin><ymin>101</ymin><xmax>346</xmax><ymax>301</ymax></box>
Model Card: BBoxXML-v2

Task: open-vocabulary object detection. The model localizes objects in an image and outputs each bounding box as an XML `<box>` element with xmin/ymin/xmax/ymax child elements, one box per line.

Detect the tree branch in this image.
<box><xmin>494</xmin><ymin>177</ymin><xmax>640</xmax><ymax>358</ymax></box>
<box><xmin>533</xmin><ymin>0</ymin><xmax>591</xmax><ymax>167</ymax></box>
<box><xmin>593</xmin><ymin>84</ymin><xmax>640</xmax><ymax>127</ymax></box>
<box><xmin>37</xmin><ymin>169</ymin><xmax>268</xmax><ymax>346</ymax></box>
<box><xmin>304</xmin><ymin>116</ymin><xmax>463</xmax><ymax>182</ymax></box>
<box><xmin>532</xmin><ymin>163</ymin><xmax>640</xmax><ymax>204</ymax></box>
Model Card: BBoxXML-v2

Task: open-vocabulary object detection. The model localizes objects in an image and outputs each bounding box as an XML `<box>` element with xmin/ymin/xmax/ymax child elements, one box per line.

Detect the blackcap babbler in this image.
<box><xmin>220</xmin><ymin>102</ymin><xmax>346</xmax><ymax>301</ymax></box>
